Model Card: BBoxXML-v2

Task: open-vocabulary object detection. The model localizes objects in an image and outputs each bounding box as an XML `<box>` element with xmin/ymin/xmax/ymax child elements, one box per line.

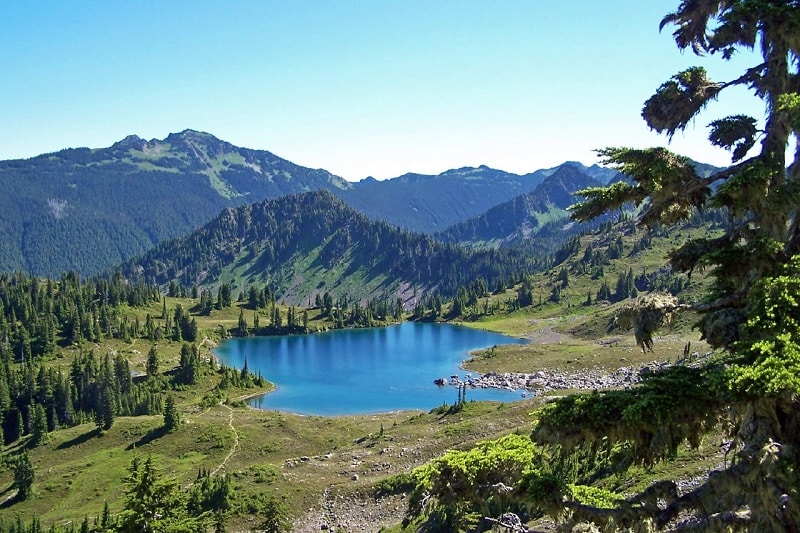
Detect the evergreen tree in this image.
<box><xmin>13</xmin><ymin>451</ymin><xmax>34</xmax><ymax>501</ymax></box>
<box><xmin>237</xmin><ymin>309</ymin><xmax>248</xmax><ymax>336</ymax></box>
<box><xmin>118</xmin><ymin>455</ymin><xmax>199</xmax><ymax>532</ymax></box>
<box><xmin>541</xmin><ymin>2</ymin><xmax>800</xmax><ymax>529</ymax></box>
<box><xmin>95</xmin><ymin>355</ymin><xmax>116</xmax><ymax>430</ymax></box>
<box><xmin>596</xmin><ymin>279</ymin><xmax>611</xmax><ymax>302</ymax></box>
<box><xmin>30</xmin><ymin>403</ymin><xmax>48</xmax><ymax>446</ymax></box>
<box><xmin>556</xmin><ymin>267</ymin><xmax>570</xmax><ymax>289</ymax></box>
<box><xmin>216</xmin><ymin>283</ymin><xmax>232</xmax><ymax>309</ymax></box>
<box><xmin>100</xmin><ymin>501</ymin><xmax>112</xmax><ymax>531</ymax></box>
<box><xmin>145</xmin><ymin>346</ymin><xmax>159</xmax><ymax>378</ymax></box>
<box><xmin>163</xmin><ymin>394</ymin><xmax>180</xmax><ymax>432</ymax></box>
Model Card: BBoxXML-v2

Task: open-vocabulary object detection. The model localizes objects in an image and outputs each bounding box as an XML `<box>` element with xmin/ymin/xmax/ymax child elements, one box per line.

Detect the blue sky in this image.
<box><xmin>2</xmin><ymin>1</ymin><xmax>761</xmax><ymax>181</ymax></box>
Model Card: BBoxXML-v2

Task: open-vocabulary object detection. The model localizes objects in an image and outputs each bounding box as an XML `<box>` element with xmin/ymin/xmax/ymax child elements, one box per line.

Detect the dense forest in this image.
<box><xmin>0</xmin><ymin>130</ymin><xmax>348</xmax><ymax>277</ymax></box>
<box><xmin>0</xmin><ymin>128</ymin><xmax>611</xmax><ymax>278</ymax></box>
<box><xmin>0</xmin><ymin>271</ymin><xmax>267</xmax><ymax>448</ymax></box>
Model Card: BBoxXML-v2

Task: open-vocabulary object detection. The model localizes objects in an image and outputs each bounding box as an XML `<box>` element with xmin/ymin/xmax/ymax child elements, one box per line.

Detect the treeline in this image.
<box><xmin>0</xmin><ymin>271</ymin><xmax>161</xmax><ymax>361</ymax></box>
<box><xmin>0</xmin><ymin>337</ymin><xmax>266</xmax><ymax>447</ymax></box>
<box><xmin>0</xmin><ymin>342</ymin><xmax>208</xmax><ymax>445</ymax></box>
<box><xmin>0</xmin><ymin>269</ymin><xmax>266</xmax><ymax>445</ymax></box>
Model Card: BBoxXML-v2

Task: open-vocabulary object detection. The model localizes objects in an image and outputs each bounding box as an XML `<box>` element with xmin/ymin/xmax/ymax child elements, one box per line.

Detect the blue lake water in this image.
<box><xmin>213</xmin><ymin>321</ymin><xmax>528</xmax><ymax>416</ymax></box>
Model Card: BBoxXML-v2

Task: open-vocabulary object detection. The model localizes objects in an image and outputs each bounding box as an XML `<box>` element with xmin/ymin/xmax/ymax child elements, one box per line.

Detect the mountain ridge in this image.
<box><xmin>0</xmin><ymin>129</ymin><xmax>611</xmax><ymax>277</ymax></box>
<box><xmin>437</xmin><ymin>163</ymin><xmax>604</xmax><ymax>246</ymax></box>
<box><xmin>118</xmin><ymin>189</ymin><xmax>538</xmax><ymax>306</ymax></box>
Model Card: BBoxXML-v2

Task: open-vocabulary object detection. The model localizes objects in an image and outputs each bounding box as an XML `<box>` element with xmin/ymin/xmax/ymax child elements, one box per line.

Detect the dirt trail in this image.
<box><xmin>210</xmin><ymin>403</ymin><xmax>239</xmax><ymax>476</ymax></box>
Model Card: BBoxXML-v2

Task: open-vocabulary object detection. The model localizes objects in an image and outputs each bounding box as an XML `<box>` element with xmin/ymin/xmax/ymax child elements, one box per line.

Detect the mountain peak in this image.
<box><xmin>111</xmin><ymin>134</ymin><xmax>145</xmax><ymax>151</ymax></box>
<box><xmin>166</xmin><ymin>129</ymin><xmax>219</xmax><ymax>144</ymax></box>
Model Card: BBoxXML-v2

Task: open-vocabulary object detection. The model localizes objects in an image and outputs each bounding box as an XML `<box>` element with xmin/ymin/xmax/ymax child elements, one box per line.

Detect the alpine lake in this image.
<box><xmin>214</xmin><ymin>321</ymin><xmax>528</xmax><ymax>416</ymax></box>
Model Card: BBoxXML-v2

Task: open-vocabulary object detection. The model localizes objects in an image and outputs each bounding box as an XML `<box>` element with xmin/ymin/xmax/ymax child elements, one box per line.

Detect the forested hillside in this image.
<box><xmin>0</xmin><ymin>130</ymin><xmax>349</xmax><ymax>277</ymax></box>
<box><xmin>0</xmin><ymin>130</ymin><xmax>615</xmax><ymax>278</ymax></box>
<box><xmin>117</xmin><ymin>190</ymin><xmax>543</xmax><ymax>306</ymax></box>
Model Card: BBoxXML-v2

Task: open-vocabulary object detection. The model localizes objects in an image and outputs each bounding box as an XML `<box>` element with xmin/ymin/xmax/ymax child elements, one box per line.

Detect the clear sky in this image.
<box><xmin>1</xmin><ymin>1</ymin><xmax>762</xmax><ymax>181</ymax></box>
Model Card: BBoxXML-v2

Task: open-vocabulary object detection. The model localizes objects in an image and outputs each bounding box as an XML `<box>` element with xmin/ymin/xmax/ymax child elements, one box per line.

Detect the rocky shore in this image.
<box><xmin>439</xmin><ymin>361</ymin><xmax>672</xmax><ymax>396</ymax></box>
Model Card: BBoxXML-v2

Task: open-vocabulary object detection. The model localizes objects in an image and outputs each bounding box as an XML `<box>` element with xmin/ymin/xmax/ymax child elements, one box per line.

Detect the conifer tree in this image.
<box><xmin>145</xmin><ymin>346</ymin><xmax>159</xmax><ymax>378</ymax></box>
<box><xmin>535</xmin><ymin>2</ymin><xmax>800</xmax><ymax>529</ymax></box>
<box><xmin>13</xmin><ymin>451</ymin><xmax>34</xmax><ymax>501</ymax></box>
<box><xmin>30</xmin><ymin>403</ymin><xmax>48</xmax><ymax>446</ymax></box>
<box><xmin>163</xmin><ymin>394</ymin><xmax>180</xmax><ymax>432</ymax></box>
<box><xmin>406</xmin><ymin>3</ymin><xmax>800</xmax><ymax>531</ymax></box>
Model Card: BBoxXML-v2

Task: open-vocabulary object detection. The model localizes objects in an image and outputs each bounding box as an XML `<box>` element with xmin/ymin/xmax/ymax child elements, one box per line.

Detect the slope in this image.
<box><xmin>336</xmin><ymin>165</ymin><xmax>545</xmax><ymax>233</ymax></box>
<box><xmin>0</xmin><ymin>130</ymin><xmax>349</xmax><ymax>277</ymax></box>
<box><xmin>337</xmin><ymin>161</ymin><xmax>616</xmax><ymax>234</ymax></box>
<box><xmin>118</xmin><ymin>190</ymin><xmax>540</xmax><ymax>306</ymax></box>
<box><xmin>0</xmin><ymin>129</ymin><xmax>614</xmax><ymax>278</ymax></box>
<box><xmin>436</xmin><ymin>163</ymin><xmax>604</xmax><ymax>247</ymax></box>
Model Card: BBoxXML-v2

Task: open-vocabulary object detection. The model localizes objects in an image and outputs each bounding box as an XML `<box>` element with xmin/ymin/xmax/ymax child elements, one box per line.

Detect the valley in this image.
<box><xmin>0</xmin><ymin>204</ymin><xmax>721</xmax><ymax>531</ymax></box>
<box><xmin>0</xmin><ymin>38</ymin><xmax>794</xmax><ymax>525</ymax></box>
<box><xmin>0</xmin><ymin>284</ymin><xmax>714</xmax><ymax>532</ymax></box>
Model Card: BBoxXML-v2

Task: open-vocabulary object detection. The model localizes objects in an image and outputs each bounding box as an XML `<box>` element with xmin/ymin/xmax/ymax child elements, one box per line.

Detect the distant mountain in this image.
<box><xmin>0</xmin><ymin>129</ymin><xmax>617</xmax><ymax>277</ymax></box>
<box><xmin>119</xmin><ymin>190</ymin><xmax>538</xmax><ymax>305</ymax></box>
<box><xmin>0</xmin><ymin>130</ymin><xmax>349</xmax><ymax>276</ymax></box>
<box><xmin>336</xmin><ymin>165</ymin><xmax>550</xmax><ymax>233</ymax></box>
<box><xmin>524</xmin><ymin>160</ymin><xmax>619</xmax><ymax>184</ymax></box>
<box><xmin>437</xmin><ymin>163</ymin><xmax>603</xmax><ymax>246</ymax></box>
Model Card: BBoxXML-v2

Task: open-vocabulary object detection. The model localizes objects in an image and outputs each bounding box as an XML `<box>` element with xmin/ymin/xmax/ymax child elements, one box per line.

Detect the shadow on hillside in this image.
<box><xmin>56</xmin><ymin>427</ymin><xmax>101</xmax><ymax>450</ymax></box>
<box><xmin>0</xmin><ymin>485</ymin><xmax>20</xmax><ymax>509</ymax></box>
<box><xmin>125</xmin><ymin>426</ymin><xmax>168</xmax><ymax>451</ymax></box>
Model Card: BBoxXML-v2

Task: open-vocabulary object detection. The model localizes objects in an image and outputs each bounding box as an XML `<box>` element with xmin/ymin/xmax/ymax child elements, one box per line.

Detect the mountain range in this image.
<box><xmin>436</xmin><ymin>163</ymin><xmax>605</xmax><ymax>246</ymax></box>
<box><xmin>0</xmin><ymin>130</ymin><xmax>615</xmax><ymax>277</ymax></box>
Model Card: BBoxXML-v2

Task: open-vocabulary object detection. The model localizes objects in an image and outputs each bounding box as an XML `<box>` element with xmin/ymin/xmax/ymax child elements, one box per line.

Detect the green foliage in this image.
<box><xmin>163</xmin><ymin>394</ymin><xmax>181</xmax><ymax>432</ymax></box>
<box><xmin>13</xmin><ymin>451</ymin><xmax>34</xmax><ymax>501</ymax></box>
<box><xmin>707</xmin><ymin>114</ymin><xmax>758</xmax><ymax>162</ymax></box>
<box><xmin>187</xmin><ymin>469</ymin><xmax>233</xmax><ymax>519</ymax></box>
<box><xmin>406</xmin><ymin>433</ymin><xmax>538</xmax><ymax>530</ymax></box>
<box><xmin>580</xmin><ymin>147</ymin><xmax>708</xmax><ymax>228</ymax></box>
<box><xmin>566</xmin><ymin>484</ymin><xmax>624</xmax><ymax>509</ymax></box>
<box><xmin>0</xmin><ymin>130</ymin><xmax>350</xmax><ymax>277</ymax></box>
<box><xmin>642</xmin><ymin>67</ymin><xmax>721</xmax><ymax>138</ymax></box>
<box><xmin>237</xmin><ymin>493</ymin><xmax>290</xmax><ymax>533</ymax></box>
<box><xmin>726</xmin><ymin>255</ymin><xmax>800</xmax><ymax>396</ymax></box>
<box><xmin>375</xmin><ymin>472</ymin><xmax>415</xmax><ymax>496</ymax></box>
<box><xmin>531</xmin><ymin>3</ymin><xmax>800</xmax><ymax>528</ymax></box>
<box><xmin>30</xmin><ymin>403</ymin><xmax>49</xmax><ymax>446</ymax></box>
<box><xmin>568</xmin><ymin>181</ymin><xmax>645</xmax><ymax>223</ymax></box>
<box><xmin>145</xmin><ymin>346</ymin><xmax>159</xmax><ymax>378</ymax></box>
<box><xmin>121</xmin><ymin>189</ymin><xmax>544</xmax><ymax>305</ymax></box>
<box><xmin>727</xmin><ymin>333</ymin><xmax>800</xmax><ymax>396</ymax></box>
<box><xmin>117</xmin><ymin>455</ymin><xmax>210</xmax><ymax>533</ymax></box>
<box><xmin>533</xmin><ymin>365</ymin><xmax>725</xmax><ymax>465</ymax></box>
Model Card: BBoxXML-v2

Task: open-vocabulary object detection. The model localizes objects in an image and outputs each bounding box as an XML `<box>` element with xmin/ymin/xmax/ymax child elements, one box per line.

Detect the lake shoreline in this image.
<box><xmin>215</xmin><ymin>322</ymin><xmax>527</xmax><ymax>416</ymax></box>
